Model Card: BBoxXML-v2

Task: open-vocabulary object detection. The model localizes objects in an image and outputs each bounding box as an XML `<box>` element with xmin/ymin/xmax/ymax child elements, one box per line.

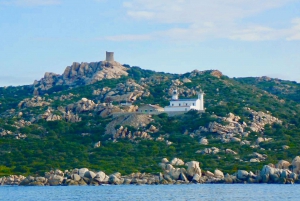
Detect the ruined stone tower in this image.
<box><xmin>106</xmin><ymin>51</ymin><xmax>114</xmax><ymax>62</ymax></box>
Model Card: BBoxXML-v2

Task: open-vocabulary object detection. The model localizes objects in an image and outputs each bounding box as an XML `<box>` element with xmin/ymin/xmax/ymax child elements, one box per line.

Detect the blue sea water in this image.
<box><xmin>0</xmin><ymin>184</ymin><xmax>298</xmax><ymax>201</ymax></box>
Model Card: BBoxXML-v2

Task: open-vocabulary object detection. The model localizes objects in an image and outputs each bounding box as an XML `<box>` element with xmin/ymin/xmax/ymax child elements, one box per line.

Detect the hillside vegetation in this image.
<box><xmin>0</xmin><ymin>62</ymin><xmax>299</xmax><ymax>176</ymax></box>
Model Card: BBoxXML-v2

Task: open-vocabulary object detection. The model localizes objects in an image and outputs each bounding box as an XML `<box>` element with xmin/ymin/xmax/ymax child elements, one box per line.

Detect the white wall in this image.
<box><xmin>164</xmin><ymin>106</ymin><xmax>190</xmax><ymax>112</ymax></box>
<box><xmin>169</xmin><ymin>100</ymin><xmax>196</xmax><ymax>107</ymax></box>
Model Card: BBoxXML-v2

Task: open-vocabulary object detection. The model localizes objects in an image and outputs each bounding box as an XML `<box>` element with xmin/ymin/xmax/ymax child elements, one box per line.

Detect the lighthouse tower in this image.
<box><xmin>198</xmin><ymin>90</ymin><xmax>204</xmax><ymax>110</ymax></box>
<box><xmin>172</xmin><ymin>89</ymin><xmax>179</xmax><ymax>100</ymax></box>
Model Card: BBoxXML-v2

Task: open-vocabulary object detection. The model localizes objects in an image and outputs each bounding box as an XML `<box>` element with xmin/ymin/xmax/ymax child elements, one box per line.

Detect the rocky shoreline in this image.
<box><xmin>1</xmin><ymin>156</ymin><xmax>300</xmax><ymax>186</ymax></box>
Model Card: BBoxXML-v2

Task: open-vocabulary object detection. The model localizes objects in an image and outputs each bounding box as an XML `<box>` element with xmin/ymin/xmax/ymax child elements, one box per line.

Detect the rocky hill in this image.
<box><xmin>0</xmin><ymin>59</ymin><xmax>299</xmax><ymax>177</ymax></box>
<box><xmin>33</xmin><ymin>60</ymin><xmax>128</xmax><ymax>94</ymax></box>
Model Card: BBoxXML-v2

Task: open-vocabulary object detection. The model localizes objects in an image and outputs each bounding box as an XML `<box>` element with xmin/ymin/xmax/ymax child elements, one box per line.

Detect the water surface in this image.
<box><xmin>0</xmin><ymin>184</ymin><xmax>298</xmax><ymax>201</ymax></box>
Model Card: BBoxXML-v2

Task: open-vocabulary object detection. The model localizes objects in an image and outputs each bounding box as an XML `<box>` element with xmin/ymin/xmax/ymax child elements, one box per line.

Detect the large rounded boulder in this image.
<box><xmin>292</xmin><ymin>156</ymin><xmax>300</xmax><ymax>174</ymax></box>
<box><xmin>185</xmin><ymin>161</ymin><xmax>201</xmax><ymax>178</ymax></box>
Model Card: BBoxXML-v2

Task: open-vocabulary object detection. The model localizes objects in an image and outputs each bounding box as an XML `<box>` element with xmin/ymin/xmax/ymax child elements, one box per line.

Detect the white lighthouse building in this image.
<box><xmin>164</xmin><ymin>89</ymin><xmax>204</xmax><ymax>112</ymax></box>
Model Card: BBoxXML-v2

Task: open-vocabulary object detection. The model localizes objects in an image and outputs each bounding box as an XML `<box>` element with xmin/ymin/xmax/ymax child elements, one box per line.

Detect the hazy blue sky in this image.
<box><xmin>0</xmin><ymin>0</ymin><xmax>299</xmax><ymax>86</ymax></box>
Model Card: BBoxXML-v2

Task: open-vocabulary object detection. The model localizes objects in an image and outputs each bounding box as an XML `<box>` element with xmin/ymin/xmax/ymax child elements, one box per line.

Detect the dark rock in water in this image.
<box><xmin>179</xmin><ymin>173</ymin><xmax>188</xmax><ymax>182</ymax></box>
<box><xmin>19</xmin><ymin>178</ymin><xmax>30</xmax><ymax>186</ymax></box>
<box><xmin>280</xmin><ymin>170</ymin><xmax>288</xmax><ymax>179</ymax></box>
<box><xmin>19</xmin><ymin>176</ymin><xmax>35</xmax><ymax>186</ymax></box>
<box><xmin>131</xmin><ymin>178</ymin><xmax>142</xmax><ymax>184</ymax></box>
<box><xmin>289</xmin><ymin>173</ymin><xmax>297</xmax><ymax>180</ymax></box>
<box><xmin>235</xmin><ymin>178</ymin><xmax>243</xmax><ymax>184</ymax></box>
<box><xmin>269</xmin><ymin>173</ymin><xmax>279</xmax><ymax>183</ymax></box>
<box><xmin>192</xmin><ymin>174</ymin><xmax>201</xmax><ymax>183</ymax></box>
<box><xmin>84</xmin><ymin>171</ymin><xmax>96</xmax><ymax>179</ymax></box>
<box><xmin>108</xmin><ymin>175</ymin><xmax>121</xmax><ymax>185</ymax></box>
<box><xmin>237</xmin><ymin>170</ymin><xmax>249</xmax><ymax>180</ymax></box>
<box><xmin>29</xmin><ymin>181</ymin><xmax>44</xmax><ymax>186</ymax></box>
<box><xmin>278</xmin><ymin>177</ymin><xmax>286</xmax><ymax>184</ymax></box>
<box><xmin>123</xmin><ymin>178</ymin><xmax>132</xmax><ymax>185</ymax></box>
<box><xmin>247</xmin><ymin>178</ymin><xmax>256</xmax><ymax>184</ymax></box>
<box><xmin>255</xmin><ymin>175</ymin><xmax>262</xmax><ymax>183</ymax></box>
<box><xmin>262</xmin><ymin>174</ymin><xmax>269</xmax><ymax>183</ymax></box>
<box><xmin>48</xmin><ymin>175</ymin><xmax>64</xmax><ymax>186</ymax></box>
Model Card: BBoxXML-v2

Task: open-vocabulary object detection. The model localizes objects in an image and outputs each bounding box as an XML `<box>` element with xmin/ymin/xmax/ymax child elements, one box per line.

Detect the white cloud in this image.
<box><xmin>110</xmin><ymin>0</ymin><xmax>300</xmax><ymax>42</ymax></box>
<box><xmin>1</xmin><ymin>0</ymin><xmax>61</xmax><ymax>6</ymax></box>
<box><xmin>286</xmin><ymin>18</ymin><xmax>300</xmax><ymax>41</ymax></box>
<box><xmin>123</xmin><ymin>0</ymin><xmax>293</xmax><ymax>23</ymax></box>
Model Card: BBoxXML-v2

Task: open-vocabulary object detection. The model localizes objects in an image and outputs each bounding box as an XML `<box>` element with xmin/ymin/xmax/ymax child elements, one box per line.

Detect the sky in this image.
<box><xmin>0</xmin><ymin>0</ymin><xmax>299</xmax><ymax>86</ymax></box>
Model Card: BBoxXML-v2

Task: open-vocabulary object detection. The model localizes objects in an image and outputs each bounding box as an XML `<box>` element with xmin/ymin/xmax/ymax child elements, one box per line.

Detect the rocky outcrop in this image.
<box><xmin>0</xmin><ymin>175</ymin><xmax>25</xmax><ymax>185</ymax></box>
<box><xmin>189</xmin><ymin>70</ymin><xmax>223</xmax><ymax>79</ymax></box>
<box><xmin>193</xmin><ymin>109</ymin><xmax>281</xmax><ymax>145</ymax></box>
<box><xmin>182</xmin><ymin>78</ymin><xmax>192</xmax><ymax>83</ymax></box>
<box><xmin>0</xmin><ymin>129</ymin><xmax>13</xmax><ymax>137</ymax></box>
<box><xmin>0</xmin><ymin>127</ymin><xmax>27</xmax><ymax>139</ymax></box>
<box><xmin>14</xmin><ymin>120</ymin><xmax>31</xmax><ymax>129</ymax></box>
<box><xmin>256</xmin><ymin>137</ymin><xmax>273</xmax><ymax>144</ymax></box>
<box><xmin>64</xmin><ymin>98</ymin><xmax>138</xmax><ymax>118</ymax></box>
<box><xmin>248</xmin><ymin>152</ymin><xmax>268</xmax><ymax>162</ymax></box>
<box><xmin>105</xmin><ymin>114</ymin><xmax>153</xmax><ymax>136</ymax></box>
<box><xmin>64</xmin><ymin>111</ymin><xmax>81</xmax><ymax>123</ymax></box>
<box><xmin>18</xmin><ymin>96</ymin><xmax>50</xmax><ymax>108</ymax></box>
<box><xmin>37</xmin><ymin>108</ymin><xmax>62</xmax><ymax>122</ymax></box>
<box><xmin>114</xmin><ymin>126</ymin><xmax>153</xmax><ymax>140</ymax></box>
<box><xmin>33</xmin><ymin>61</ymin><xmax>128</xmax><ymax>92</ymax></box>
<box><xmin>225</xmin><ymin>149</ymin><xmax>238</xmax><ymax>155</ymax></box>
<box><xmin>199</xmin><ymin>137</ymin><xmax>208</xmax><ymax>145</ymax></box>
<box><xmin>195</xmin><ymin>113</ymin><xmax>248</xmax><ymax>143</ymax></box>
<box><xmin>93</xmin><ymin>79</ymin><xmax>149</xmax><ymax>103</ymax></box>
<box><xmin>196</xmin><ymin>147</ymin><xmax>220</xmax><ymax>155</ymax></box>
<box><xmin>246</xmin><ymin>108</ymin><xmax>282</xmax><ymax>132</ymax></box>
<box><xmin>66</xmin><ymin>98</ymin><xmax>98</xmax><ymax>114</ymax></box>
<box><xmin>53</xmin><ymin>93</ymin><xmax>76</xmax><ymax>101</ymax></box>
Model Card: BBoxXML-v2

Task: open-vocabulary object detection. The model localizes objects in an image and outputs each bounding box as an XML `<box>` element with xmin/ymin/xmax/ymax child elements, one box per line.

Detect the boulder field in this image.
<box><xmin>1</xmin><ymin>156</ymin><xmax>300</xmax><ymax>186</ymax></box>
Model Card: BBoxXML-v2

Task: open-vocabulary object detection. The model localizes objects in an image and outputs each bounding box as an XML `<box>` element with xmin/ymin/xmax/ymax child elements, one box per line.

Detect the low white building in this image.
<box><xmin>138</xmin><ymin>104</ymin><xmax>165</xmax><ymax>114</ymax></box>
<box><xmin>164</xmin><ymin>89</ymin><xmax>204</xmax><ymax>112</ymax></box>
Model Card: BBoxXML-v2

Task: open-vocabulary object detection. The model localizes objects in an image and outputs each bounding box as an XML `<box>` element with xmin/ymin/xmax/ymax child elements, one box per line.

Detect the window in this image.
<box><xmin>186</xmin><ymin>103</ymin><xmax>188</xmax><ymax>106</ymax></box>
<box><xmin>193</xmin><ymin>103</ymin><xmax>195</xmax><ymax>106</ymax></box>
<box><xmin>145</xmin><ymin>110</ymin><xmax>148</xmax><ymax>112</ymax></box>
<box><xmin>150</xmin><ymin>110</ymin><xmax>153</xmax><ymax>112</ymax></box>
<box><xmin>179</xmin><ymin>103</ymin><xmax>181</xmax><ymax>106</ymax></box>
<box><xmin>172</xmin><ymin>104</ymin><xmax>174</xmax><ymax>106</ymax></box>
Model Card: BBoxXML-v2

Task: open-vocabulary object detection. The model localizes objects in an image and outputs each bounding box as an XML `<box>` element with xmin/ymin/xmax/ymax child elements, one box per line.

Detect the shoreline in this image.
<box><xmin>1</xmin><ymin>156</ymin><xmax>300</xmax><ymax>186</ymax></box>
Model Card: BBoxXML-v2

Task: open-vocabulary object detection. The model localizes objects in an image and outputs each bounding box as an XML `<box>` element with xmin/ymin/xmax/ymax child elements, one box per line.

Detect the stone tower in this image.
<box><xmin>106</xmin><ymin>51</ymin><xmax>114</xmax><ymax>62</ymax></box>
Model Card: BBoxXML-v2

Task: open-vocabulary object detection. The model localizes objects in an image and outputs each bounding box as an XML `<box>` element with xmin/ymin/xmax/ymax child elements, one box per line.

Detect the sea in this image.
<box><xmin>0</xmin><ymin>184</ymin><xmax>298</xmax><ymax>201</ymax></box>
